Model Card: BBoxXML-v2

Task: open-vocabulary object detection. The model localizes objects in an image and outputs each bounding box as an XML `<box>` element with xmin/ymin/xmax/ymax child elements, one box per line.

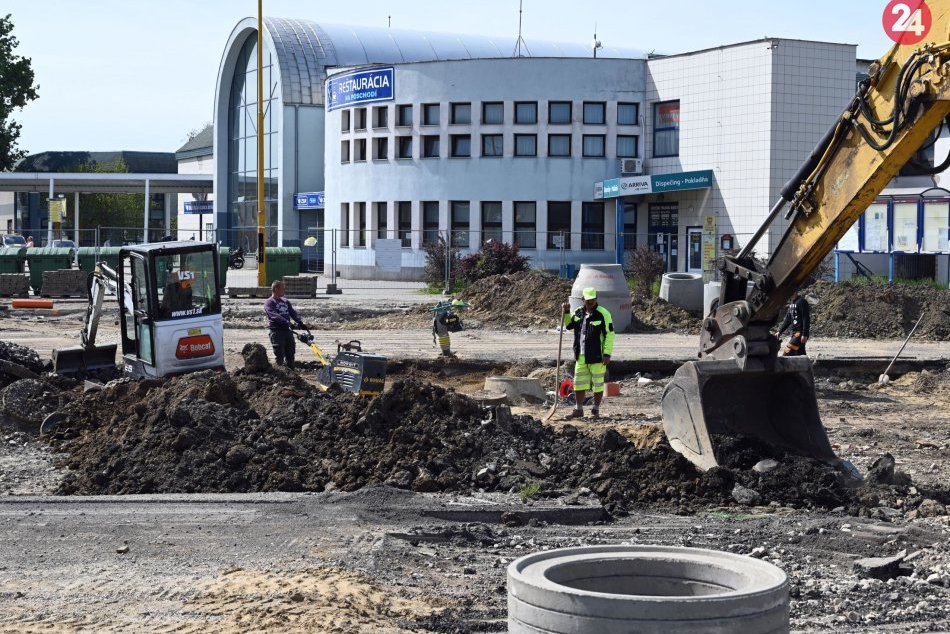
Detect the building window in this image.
<box><xmin>422</xmin><ymin>135</ymin><xmax>440</xmax><ymax>158</ymax></box>
<box><xmin>618</xmin><ymin>102</ymin><xmax>639</xmax><ymax>125</ymax></box>
<box><xmin>341</xmin><ymin>110</ymin><xmax>351</xmax><ymax>133</ymax></box>
<box><xmin>340</xmin><ymin>140</ymin><xmax>350</xmax><ymax>163</ymax></box>
<box><xmin>397</xmin><ymin>136</ymin><xmax>413</xmax><ymax>159</ymax></box>
<box><xmin>481</xmin><ymin>202</ymin><xmax>502</xmax><ymax>244</ymax></box>
<box><xmin>423</xmin><ymin>103</ymin><xmax>440</xmax><ymax>126</ymax></box>
<box><xmin>373</xmin><ymin>106</ymin><xmax>388</xmax><ymax>128</ymax></box>
<box><xmin>514</xmin><ymin>202</ymin><xmax>536</xmax><ymax>248</ymax></box>
<box><xmin>374</xmin><ymin>137</ymin><xmax>389</xmax><ymax>160</ymax></box>
<box><xmin>482</xmin><ymin>101</ymin><xmax>504</xmax><ymax>124</ymax></box>
<box><xmin>354</xmin><ymin>108</ymin><xmax>367</xmax><ymax>130</ymax></box>
<box><xmin>451</xmin><ymin>102</ymin><xmax>471</xmax><ymax>124</ymax></box>
<box><xmin>354</xmin><ymin>138</ymin><xmax>367</xmax><ymax>162</ymax></box>
<box><xmin>515</xmin><ymin>134</ymin><xmax>537</xmax><ymax>157</ymax></box>
<box><xmin>515</xmin><ymin>101</ymin><xmax>538</xmax><ymax>124</ymax></box>
<box><xmin>548</xmin><ymin>134</ymin><xmax>571</xmax><ymax>157</ymax></box>
<box><xmin>341</xmin><ymin>203</ymin><xmax>350</xmax><ymax>247</ymax></box>
<box><xmin>451</xmin><ymin>201</ymin><xmax>470</xmax><ymax>247</ymax></box>
<box><xmin>482</xmin><ymin>134</ymin><xmax>503</xmax><ymax>157</ymax></box>
<box><xmin>398</xmin><ymin>201</ymin><xmax>412</xmax><ymax>247</ymax></box>
<box><xmin>548</xmin><ymin>101</ymin><xmax>572</xmax><ymax>124</ymax></box>
<box><xmin>375</xmin><ymin>202</ymin><xmax>388</xmax><ymax>239</ymax></box>
<box><xmin>451</xmin><ymin>134</ymin><xmax>471</xmax><ymax>157</ymax></box>
<box><xmin>583</xmin><ymin>101</ymin><xmax>606</xmax><ymax>125</ymax></box>
<box><xmin>355</xmin><ymin>202</ymin><xmax>366</xmax><ymax>247</ymax></box>
<box><xmin>547</xmin><ymin>201</ymin><xmax>571</xmax><ymax>249</ymax></box>
<box><xmin>397</xmin><ymin>104</ymin><xmax>413</xmax><ymax>126</ymax></box>
<box><xmin>654</xmin><ymin>100</ymin><xmax>680</xmax><ymax>157</ymax></box>
<box><xmin>423</xmin><ymin>201</ymin><xmax>440</xmax><ymax>245</ymax></box>
<box><xmin>582</xmin><ymin>202</ymin><xmax>605</xmax><ymax>250</ymax></box>
<box><xmin>582</xmin><ymin>135</ymin><xmax>605</xmax><ymax>157</ymax></box>
<box><xmin>617</xmin><ymin>135</ymin><xmax>638</xmax><ymax>158</ymax></box>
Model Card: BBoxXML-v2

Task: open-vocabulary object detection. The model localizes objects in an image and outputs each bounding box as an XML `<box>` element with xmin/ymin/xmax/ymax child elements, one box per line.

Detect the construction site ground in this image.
<box><xmin>0</xmin><ymin>286</ymin><xmax>949</xmax><ymax>633</ymax></box>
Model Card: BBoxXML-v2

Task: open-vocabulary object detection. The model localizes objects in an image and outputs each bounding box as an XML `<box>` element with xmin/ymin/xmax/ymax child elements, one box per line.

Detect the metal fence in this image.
<box><xmin>44</xmin><ymin>224</ymin><xmax>766</xmax><ymax>293</ymax></box>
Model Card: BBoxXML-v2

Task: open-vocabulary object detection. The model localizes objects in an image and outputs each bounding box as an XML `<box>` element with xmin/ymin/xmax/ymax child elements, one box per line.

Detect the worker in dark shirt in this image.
<box><xmin>778</xmin><ymin>289</ymin><xmax>811</xmax><ymax>356</ymax></box>
<box><xmin>263</xmin><ymin>280</ymin><xmax>305</xmax><ymax>369</ymax></box>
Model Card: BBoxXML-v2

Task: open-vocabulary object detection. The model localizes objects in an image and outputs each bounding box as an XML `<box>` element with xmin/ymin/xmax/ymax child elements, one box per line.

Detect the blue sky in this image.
<box><xmin>5</xmin><ymin>0</ymin><xmax>893</xmax><ymax>155</ymax></box>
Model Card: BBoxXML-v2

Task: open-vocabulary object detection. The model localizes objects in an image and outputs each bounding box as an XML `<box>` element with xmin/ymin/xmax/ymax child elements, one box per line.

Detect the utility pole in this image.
<box><xmin>257</xmin><ymin>0</ymin><xmax>267</xmax><ymax>287</ymax></box>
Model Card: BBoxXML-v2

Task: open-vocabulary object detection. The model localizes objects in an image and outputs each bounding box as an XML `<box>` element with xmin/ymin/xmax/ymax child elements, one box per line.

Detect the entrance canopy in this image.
<box><xmin>594</xmin><ymin>169</ymin><xmax>713</xmax><ymax>200</ymax></box>
<box><xmin>0</xmin><ymin>172</ymin><xmax>213</xmax><ymax>194</ymax></box>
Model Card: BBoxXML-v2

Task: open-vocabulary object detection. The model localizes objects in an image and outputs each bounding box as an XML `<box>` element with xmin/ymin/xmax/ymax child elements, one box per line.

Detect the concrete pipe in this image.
<box><xmin>659</xmin><ymin>273</ymin><xmax>703</xmax><ymax>312</ymax></box>
<box><xmin>508</xmin><ymin>545</ymin><xmax>789</xmax><ymax>634</ymax></box>
<box><xmin>570</xmin><ymin>264</ymin><xmax>632</xmax><ymax>332</ymax></box>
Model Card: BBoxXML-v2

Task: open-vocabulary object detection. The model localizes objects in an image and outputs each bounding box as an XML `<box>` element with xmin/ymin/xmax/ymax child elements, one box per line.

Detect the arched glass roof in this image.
<box><xmin>260</xmin><ymin>17</ymin><xmax>646</xmax><ymax>105</ymax></box>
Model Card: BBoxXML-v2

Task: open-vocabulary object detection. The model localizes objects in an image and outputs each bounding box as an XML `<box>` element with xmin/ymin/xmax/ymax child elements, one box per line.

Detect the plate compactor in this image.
<box><xmin>294</xmin><ymin>328</ymin><xmax>386</xmax><ymax>397</ymax></box>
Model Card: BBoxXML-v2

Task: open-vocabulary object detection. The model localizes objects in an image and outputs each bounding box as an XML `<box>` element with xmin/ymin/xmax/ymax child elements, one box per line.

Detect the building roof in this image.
<box><xmin>0</xmin><ymin>172</ymin><xmax>212</xmax><ymax>195</ymax></box>
<box><xmin>14</xmin><ymin>151</ymin><xmax>177</xmax><ymax>174</ymax></box>
<box><xmin>258</xmin><ymin>17</ymin><xmax>647</xmax><ymax>106</ymax></box>
<box><xmin>176</xmin><ymin>124</ymin><xmax>213</xmax><ymax>159</ymax></box>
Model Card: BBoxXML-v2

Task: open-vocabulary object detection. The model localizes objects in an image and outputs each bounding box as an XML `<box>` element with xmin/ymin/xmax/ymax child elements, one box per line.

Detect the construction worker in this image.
<box><xmin>264</xmin><ymin>280</ymin><xmax>306</xmax><ymax>369</ymax></box>
<box><xmin>431</xmin><ymin>299</ymin><xmax>466</xmax><ymax>357</ymax></box>
<box><xmin>561</xmin><ymin>287</ymin><xmax>614</xmax><ymax>419</ymax></box>
<box><xmin>778</xmin><ymin>288</ymin><xmax>811</xmax><ymax>356</ymax></box>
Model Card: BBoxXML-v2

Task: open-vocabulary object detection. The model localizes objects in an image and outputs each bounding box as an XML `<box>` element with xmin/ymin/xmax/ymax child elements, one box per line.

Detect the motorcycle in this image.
<box><xmin>228</xmin><ymin>246</ymin><xmax>246</xmax><ymax>269</ymax></box>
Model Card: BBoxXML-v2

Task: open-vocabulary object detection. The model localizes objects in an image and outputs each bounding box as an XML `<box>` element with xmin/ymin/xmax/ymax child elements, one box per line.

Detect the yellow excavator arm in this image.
<box><xmin>663</xmin><ymin>2</ymin><xmax>950</xmax><ymax>470</ymax></box>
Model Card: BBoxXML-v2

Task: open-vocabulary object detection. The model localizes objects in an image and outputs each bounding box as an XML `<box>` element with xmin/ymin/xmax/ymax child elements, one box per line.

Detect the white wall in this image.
<box><xmin>177</xmin><ymin>153</ymin><xmax>214</xmax><ymax>239</ymax></box>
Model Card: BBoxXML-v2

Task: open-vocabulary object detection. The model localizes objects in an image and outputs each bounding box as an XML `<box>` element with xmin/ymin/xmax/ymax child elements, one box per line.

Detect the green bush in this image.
<box><xmin>422</xmin><ymin>236</ymin><xmax>462</xmax><ymax>288</ymax></box>
<box><xmin>458</xmin><ymin>240</ymin><xmax>529</xmax><ymax>283</ymax></box>
<box><xmin>626</xmin><ymin>246</ymin><xmax>664</xmax><ymax>299</ymax></box>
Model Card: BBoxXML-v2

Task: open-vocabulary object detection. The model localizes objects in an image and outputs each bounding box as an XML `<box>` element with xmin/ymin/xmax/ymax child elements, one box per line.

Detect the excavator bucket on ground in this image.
<box><xmin>52</xmin><ymin>344</ymin><xmax>118</xmax><ymax>375</ymax></box>
<box><xmin>661</xmin><ymin>356</ymin><xmax>838</xmax><ymax>471</ymax></box>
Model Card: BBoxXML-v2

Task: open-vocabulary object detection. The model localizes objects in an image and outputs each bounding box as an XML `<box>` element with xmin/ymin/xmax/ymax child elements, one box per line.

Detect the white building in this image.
<box><xmin>211</xmin><ymin>18</ymin><xmax>861</xmax><ymax>280</ymax></box>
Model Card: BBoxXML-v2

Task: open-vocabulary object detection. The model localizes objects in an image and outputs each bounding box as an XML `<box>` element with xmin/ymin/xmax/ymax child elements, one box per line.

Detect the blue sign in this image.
<box><xmin>184</xmin><ymin>200</ymin><xmax>214</xmax><ymax>214</ymax></box>
<box><xmin>602</xmin><ymin>178</ymin><xmax>620</xmax><ymax>197</ymax></box>
<box><xmin>294</xmin><ymin>192</ymin><xmax>325</xmax><ymax>210</ymax></box>
<box><xmin>650</xmin><ymin>170</ymin><xmax>713</xmax><ymax>193</ymax></box>
<box><xmin>326</xmin><ymin>67</ymin><xmax>395</xmax><ymax>112</ymax></box>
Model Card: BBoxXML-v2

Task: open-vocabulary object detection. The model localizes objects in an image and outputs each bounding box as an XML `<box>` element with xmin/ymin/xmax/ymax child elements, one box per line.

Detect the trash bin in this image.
<box><xmin>77</xmin><ymin>247</ymin><xmax>121</xmax><ymax>273</ymax></box>
<box><xmin>25</xmin><ymin>247</ymin><xmax>74</xmax><ymax>292</ymax></box>
<box><xmin>0</xmin><ymin>247</ymin><xmax>26</xmax><ymax>273</ymax></box>
<box><xmin>263</xmin><ymin>247</ymin><xmax>302</xmax><ymax>285</ymax></box>
<box><xmin>218</xmin><ymin>246</ymin><xmax>230</xmax><ymax>289</ymax></box>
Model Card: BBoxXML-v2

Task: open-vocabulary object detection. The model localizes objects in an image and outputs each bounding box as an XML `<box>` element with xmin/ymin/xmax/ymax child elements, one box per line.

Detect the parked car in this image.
<box><xmin>51</xmin><ymin>239</ymin><xmax>78</xmax><ymax>258</ymax></box>
<box><xmin>2</xmin><ymin>235</ymin><xmax>26</xmax><ymax>248</ymax></box>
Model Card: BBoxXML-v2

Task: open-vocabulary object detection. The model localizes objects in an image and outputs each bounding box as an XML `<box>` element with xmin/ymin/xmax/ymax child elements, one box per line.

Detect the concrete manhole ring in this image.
<box><xmin>508</xmin><ymin>545</ymin><xmax>788</xmax><ymax>633</ymax></box>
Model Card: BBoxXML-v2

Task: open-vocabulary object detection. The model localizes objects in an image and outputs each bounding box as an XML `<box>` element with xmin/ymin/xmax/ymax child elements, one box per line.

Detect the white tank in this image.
<box><xmin>569</xmin><ymin>263</ymin><xmax>632</xmax><ymax>332</ymax></box>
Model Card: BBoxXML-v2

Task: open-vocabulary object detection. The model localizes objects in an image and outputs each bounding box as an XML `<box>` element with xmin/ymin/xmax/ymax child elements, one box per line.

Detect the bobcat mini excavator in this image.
<box><xmin>53</xmin><ymin>241</ymin><xmax>225</xmax><ymax>378</ymax></box>
<box><xmin>663</xmin><ymin>2</ymin><xmax>950</xmax><ymax>471</ymax></box>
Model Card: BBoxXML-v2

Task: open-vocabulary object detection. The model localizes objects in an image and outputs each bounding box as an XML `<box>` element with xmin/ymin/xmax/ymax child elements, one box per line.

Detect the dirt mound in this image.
<box><xmin>629</xmin><ymin>297</ymin><xmax>701</xmax><ymax>334</ymax></box>
<box><xmin>460</xmin><ymin>271</ymin><xmax>571</xmax><ymax>328</ymax></box>
<box><xmin>0</xmin><ymin>340</ymin><xmax>47</xmax><ymax>389</ymax></box>
<box><xmin>46</xmin><ymin>367</ymin><xmax>948</xmax><ymax>516</ymax></box>
<box><xmin>808</xmin><ymin>280</ymin><xmax>950</xmax><ymax>340</ymax></box>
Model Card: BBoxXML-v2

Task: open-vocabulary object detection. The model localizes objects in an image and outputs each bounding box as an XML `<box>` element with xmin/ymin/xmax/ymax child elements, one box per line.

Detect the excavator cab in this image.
<box><xmin>53</xmin><ymin>241</ymin><xmax>225</xmax><ymax>378</ymax></box>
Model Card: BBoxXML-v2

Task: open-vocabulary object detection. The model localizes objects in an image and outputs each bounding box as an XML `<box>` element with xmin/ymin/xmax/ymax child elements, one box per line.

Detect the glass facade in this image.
<box><xmin>228</xmin><ymin>35</ymin><xmax>279</xmax><ymax>249</ymax></box>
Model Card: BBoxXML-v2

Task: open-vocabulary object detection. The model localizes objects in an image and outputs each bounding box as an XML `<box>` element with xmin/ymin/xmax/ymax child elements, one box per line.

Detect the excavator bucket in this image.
<box><xmin>52</xmin><ymin>344</ymin><xmax>118</xmax><ymax>375</ymax></box>
<box><xmin>661</xmin><ymin>356</ymin><xmax>838</xmax><ymax>471</ymax></box>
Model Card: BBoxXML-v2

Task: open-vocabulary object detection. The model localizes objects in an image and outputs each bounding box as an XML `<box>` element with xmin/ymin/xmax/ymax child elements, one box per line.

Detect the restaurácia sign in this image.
<box><xmin>327</xmin><ymin>67</ymin><xmax>395</xmax><ymax>111</ymax></box>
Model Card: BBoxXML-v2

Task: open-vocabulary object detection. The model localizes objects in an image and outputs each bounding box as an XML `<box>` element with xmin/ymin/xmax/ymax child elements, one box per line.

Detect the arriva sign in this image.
<box><xmin>326</xmin><ymin>67</ymin><xmax>395</xmax><ymax>112</ymax></box>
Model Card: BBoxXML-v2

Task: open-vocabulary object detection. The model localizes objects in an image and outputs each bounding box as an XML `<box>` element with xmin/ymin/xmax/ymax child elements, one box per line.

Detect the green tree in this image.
<box><xmin>0</xmin><ymin>14</ymin><xmax>39</xmax><ymax>170</ymax></box>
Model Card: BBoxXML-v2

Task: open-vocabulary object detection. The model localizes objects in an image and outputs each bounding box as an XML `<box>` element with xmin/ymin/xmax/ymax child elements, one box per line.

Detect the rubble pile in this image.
<box><xmin>809</xmin><ymin>280</ymin><xmax>950</xmax><ymax>340</ymax></box>
<box><xmin>460</xmin><ymin>270</ymin><xmax>572</xmax><ymax>328</ymax></box>
<box><xmin>0</xmin><ymin>340</ymin><xmax>47</xmax><ymax>389</ymax></box>
<box><xmin>630</xmin><ymin>297</ymin><xmax>701</xmax><ymax>334</ymax></box>
<box><xmin>46</xmin><ymin>359</ymin><xmax>949</xmax><ymax>516</ymax></box>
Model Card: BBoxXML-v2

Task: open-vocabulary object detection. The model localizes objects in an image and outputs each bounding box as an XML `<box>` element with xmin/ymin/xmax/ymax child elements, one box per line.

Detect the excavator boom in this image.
<box><xmin>663</xmin><ymin>2</ymin><xmax>950</xmax><ymax>470</ymax></box>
